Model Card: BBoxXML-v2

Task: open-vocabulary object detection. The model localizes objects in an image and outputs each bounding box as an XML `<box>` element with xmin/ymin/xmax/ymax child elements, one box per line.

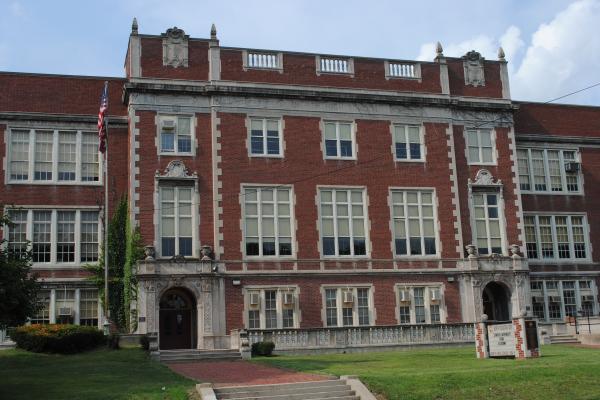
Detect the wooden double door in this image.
<box><xmin>159</xmin><ymin>288</ymin><xmax>196</xmax><ymax>350</ymax></box>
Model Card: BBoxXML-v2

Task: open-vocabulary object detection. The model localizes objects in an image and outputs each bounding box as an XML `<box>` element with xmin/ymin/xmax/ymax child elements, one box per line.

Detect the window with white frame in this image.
<box><xmin>246</xmin><ymin>288</ymin><xmax>297</xmax><ymax>329</ymax></box>
<box><xmin>250</xmin><ymin>118</ymin><xmax>282</xmax><ymax>157</ymax></box>
<box><xmin>5</xmin><ymin>209</ymin><xmax>100</xmax><ymax>265</ymax></box>
<box><xmin>466</xmin><ymin>129</ymin><xmax>495</xmax><ymax>164</ymax></box>
<box><xmin>323</xmin><ymin>287</ymin><xmax>372</xmax><ymax>327</ymax></box>
<box><xmin>79</xmin><ymin>289</ymin><xmax>99</xmax><ymax>327</ymax></box>
<box><xmin>30</xmin><ymin>290</ymin><xmax>51</xmax><ymax>324</ymax></box>
<box><xmin>323</xmin><ymin>121</ymin><xmax>354</xmax><ymax>159</ymax></box>
<box><xmin>397</xmin><ymin>286</ymin><xmax>444</xmax><ymax>324</ymax></box>
<box><xmin>530</xmin><ymin>280</ymin><xmax>597</xmax><ymax>321</ymax></box>
<box><xmin>517</xmin><ymin>148</ymin><xmax>580</xmax><ymax>193</ymax></box>
<box><xmin>243</xmin><ymin>186</ymin><xmax>293</xmax><ymax>257</ymax></box>
<box><xmin>393</xmin><ymin>125</ymin><xmax>423</xmax><ymax>161</ymax></box>
<box><xmin>524</xmin><ymin>215</ymin><xmax>589</xmax><ymax>261</ymax></box>
<box><xmin>390</xmin><ymin>190</ymin><xmax>437</xmax><ymax>256</ymax></box>
<box><xmin>55</xmin><ymin>289</ymin><xmax>75</xmax><ymax>324</ymax></box>
<box><xmin>159</xmin><ymin>186</ymin><xmax>194</xmax><ymax>257</ymax></box>
<box><xmin>319</xmin><ymin>188</ymin><xmax>368</xmax><ymax>257</ymax></box>
<box><xmin>159</xmin><ymin>116</ymin><xmax>193</xmax><ymax>155</ymax></box>
<box><xmin>8</xmin><ymin>129</ymin><xmax>100</xmax><ymax>184</ymax></box>
<box><xmin>472</xmin><ymin>193</ymin><xmax>503</xmax><ymax>255</ymax></box>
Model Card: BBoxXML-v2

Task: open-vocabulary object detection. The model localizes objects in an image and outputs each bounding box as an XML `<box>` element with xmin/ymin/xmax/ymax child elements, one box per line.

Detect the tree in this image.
<box><xmin>0</xmin><ymin>210</ymin><xmax>40</xmax><ymax>330</ymax></box>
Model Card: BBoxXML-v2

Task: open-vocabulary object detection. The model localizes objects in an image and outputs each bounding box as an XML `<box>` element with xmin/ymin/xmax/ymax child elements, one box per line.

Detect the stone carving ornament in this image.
<box><xmin>463</xmin><ymin>50</ymin><xmax>485</xmax><ymax>87</ymax></box>
<box><xmin>162</xmin><ymin>27</ymin><xmax>189</xmax><ymax>68</ymax></box>
<box><xmin>158</xmin><ymin>160</ymin><xmax>194</xmax><ymax>179</ymax></box>
<box><xmin>470</xmin><ymin>169</ymin><xmax>501</xmax><ymax>186</ymax></box>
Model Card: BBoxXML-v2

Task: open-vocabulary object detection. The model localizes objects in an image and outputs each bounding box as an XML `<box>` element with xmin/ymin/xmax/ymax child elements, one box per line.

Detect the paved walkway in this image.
<box><xmin>167</xmin><ymin>360</ymin><xmax>331</xmax><ymax>388</ymax></box>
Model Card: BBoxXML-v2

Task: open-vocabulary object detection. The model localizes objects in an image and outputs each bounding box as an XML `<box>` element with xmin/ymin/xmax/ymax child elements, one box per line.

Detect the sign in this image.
<box><xmin>525</xmin><ymin>320</ymin><xmax>539</xmax><ymax>350</ymax></box>
<box><xmin>487</xmin><ymin>323</ymin><xmax>515</xmax><ymax>357</ymax></box>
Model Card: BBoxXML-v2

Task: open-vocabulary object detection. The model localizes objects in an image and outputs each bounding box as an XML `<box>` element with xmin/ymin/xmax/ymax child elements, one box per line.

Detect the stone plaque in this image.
<box><xmin>487</xmin><ymin>323</ymin><xmax>515</xmax><ymax>357</ymax></box>
<box><xmin>525</xmin><ymin>320</ymin><xmax>539</xmax><ymax>350</ymax></box>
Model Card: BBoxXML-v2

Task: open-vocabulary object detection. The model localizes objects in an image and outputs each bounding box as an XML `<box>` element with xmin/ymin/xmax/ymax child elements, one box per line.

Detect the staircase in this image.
<box><xmin>549</xmin><ymin>334</ymin><xmax>581</xmax><ymax>344</ymax></box>
<box><xmin>212</xmin><ymin>379</ymin><xmax>365</xmax><ymax>400</ymax></box>
<box><xmin>159</xmin><ymin>349</ymin><xmax>241</xmax><ymax>363</ymax></box>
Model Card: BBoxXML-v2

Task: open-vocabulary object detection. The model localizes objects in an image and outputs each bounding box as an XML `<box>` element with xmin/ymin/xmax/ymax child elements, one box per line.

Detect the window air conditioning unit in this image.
<box><xmin>162</xmin><ymin>119</ymin><xmax>175</xmax><ymax>129</ymax></box>
<box><xmin>58</xmin><ymin>307</ymin><xmax>73</xmax><ymax>316</ymax></box>
<box><xmin>430</xmin><ymin>289</ymin><xmax>441</xmax><ymax>303</ymax></box>
<box><xmin>399</xmin><ymin>290</ymin><xmax>411</xmax><ymax>303</ymax></box>
<box><xmin>582</xmin><ymin>295</ymin><xmax>594</xmax><ymax>302</ymax></box>
<box><xmin>549</xmin><ymin>296</ymin><xmax>562</xmax><ymax>303</ymax></box>
<box><xmin>532</xmin><ymin>296</ymin><xmax>545</xmax><ymax>303</ymax></box>
<box><xmin>343</xmin><ymin>291</ymin><xmax>354</xmax><ymax>304</ymax></box>
<box><xmin>249</xmin><ymin>292</ymin><xmax>260</xmax><ymax>306</ymax></box>
<box><xmin>283</xmin><ymin>292</ymin><xmax>295</xmax><ymax>306</ymax></box>
<box><xmin>564</xmin><ymin>162</ymin><xmax>580</xmax><ymax>173</ymax></box>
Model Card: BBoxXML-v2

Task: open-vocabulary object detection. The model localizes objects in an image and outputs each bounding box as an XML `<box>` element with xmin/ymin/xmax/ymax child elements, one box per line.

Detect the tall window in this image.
<box><xmin>6</xmin><ymin>209</ymin><xmax>99</xmax><ymax>265</ymax></box>
<box><xmin>472</xmin><ymin>193</ymin><xmax>503</xmax><ymax>255</ymax></box>
<box><xmin>55</xmin><ymin>289</ymin><xmax>75</xmax><ymax>324</ymax></box>
<box><xmin>160</xmin><ymin>186</ymin><xmax>194</xmax><ymax>257</ymax></box>
<box><xmin>7</xmin><ymin>210</ymin><xmax>28</xmax><ymax>255</ymax></box>
<box><xmin>243</xmin><ymin>187</ymin><xmax>293</xmax><ymax>257</ymax></box>
<box><xmin>517</xmin><ymin>148</ymin><xmax>580</xmax><ymax>193</ymax></box>
<box><xmin>524</xmin><ymin>215</ymin><xmax>589</xmax><ymax>261</ymax></box>
<box><xmin>320</xmin><ymin>188</ymin><xmax>367</xmax><ymax>257</ymax></box>
<box><xmin>466</xmin><ymin>129</ymin><xmax>494</xmax><ymax>164</ymax></box>
<box><xmin>323</xmin><ymin>287</ymin><xmax>371</xmax><ymax>327</ymax></box>
<box><xmin>8</xmin><ymin>129</ymin><xmax>100</xmax><ymax>184</ymax></box>
<box><xmin>79</xmin><ymin>289</ymin><xmax>99</xmax><ymax>327</ymax></box>
<box><xmin>245</xmin><ymin>288</ymin><xmax>297</xmax><ymax>329</ymax></box>
<box><xmin>393</xmin><ymin>125</ymin><xmax>423</xmax><ymax>161</ymax></box>
<box><xmin>30</xmin><ymin>290</ymin><xmax>51</xmax><ymax>324</ymax></box>
<box><xmin>323</xmin><ymin>121</ymin><xmax>354</xmax><ymax>159</ymax></box>
<box><xmin>391</xmin><ymin>190</ymin><xmax>437</xmax><ymax>256</ymax></box>
<box><xmin>160</xmin><ymin>116</ymin><xmax>193</xmax><ymax>154</ymax></box>
<box><xmin>250</xmin><ymin>118</ymin><xmax>281</xmax><ymax>156</ymax></box>
<box><xmin>397</xmin><ymin>286</ymin><xmax>444</xmax><ymax>324</ymax></box>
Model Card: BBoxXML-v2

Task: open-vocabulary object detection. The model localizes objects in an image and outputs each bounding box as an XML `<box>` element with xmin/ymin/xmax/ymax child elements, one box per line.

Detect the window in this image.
<box><xmin>250</xmin><ymin>118</ymin><xmax>282</xmax><ymax>157</ymax></box>
<box><xmin>397</xmin><ymin>286</ymin><xmax>444</xmax><ymax>324</ymax></box>
<box><xmin>472</xmin><ymin>193</ymin><xmax>503</xmax><ymax>255</ymax></box>
<box><xmin>243</xmin><ymin>187</ymin><xmax>293</xmax><ymax>257</ymax></box>
<box><xmin>323</xmin><ymin>121</ymin><xmax>354</xmax><ymax>159</ymax></box>
<box><xmin>159</xmin><ymin>116</ymin><xmax>193</xmax><ymax>154</ymax></box>
<box><xmin>55</xmin><ymin>289</ymin><xmax>75</xmax><ymax>324</ymax></box>
<box><xmin>79</xmin><ymin>289</ymin><xmax>99</xmax><ymax>327</ymax></box>
<box><xmin>8</xmin><ymin>129</ymin><xmax>101</xmax><ymax>184</ymax></box>
<box><xmin>530</xmin><ymin>280</ymin><xmax>597</xmax><ymax>321</ymax></box>
<box><xmin>466</xmin><ymin>129</ymin><xmax>495</xmax><ymax>164</ymax></box>
<box><xmin>391</xmin><ymin>190</ymin><xmax>437</xmax><ymax>256</ymax></box>
<box><xmin>245</xmin><ymin>288</ymin><xmax>297</xmax><ymax>329</ymax></box>
<box><xmin>517</xmin><ymin>148</ymin><xmax>580</xmax><ymax>193</ymax></box>
<box><xmin>7</xmin><ymin>210</ymin><xmax>27</xmax><ymax>256</ymax></box>
<box><xmin>393</xmin><ymin>125</ymin><xmax>423</xmax><ymax>161</ymax></box>
<box><xmin>319</xmin><ymin>188</ymin><xmax>367</xmax><ymax>257</ymax></box>
<box><xmin>323</xmin><ymin>287</ymin><xmax>371</xmax><ymax>327</ymax></box>
<box><xmin>30</xmin><ymin>290</ymin><xmax>51</xmax><ymax>324</ymax></box>
<box><xmin>160</xmin><ymin>186</ymin><xmax>194</xmax><ymax>257</ymax></box>
<box><xmin>524</xmin><ymin>214</ymin><xmax>590</xmax><ymax>261</ymax></box>
<box><xmin>5</xmin><ymin>209</ymin><xmax>100</xmax><ymax>265</ymax></box>
<box><xmin>563</xmin><ymin>281</ymin><xmax>577</xmax><ymax>317</ymax></box>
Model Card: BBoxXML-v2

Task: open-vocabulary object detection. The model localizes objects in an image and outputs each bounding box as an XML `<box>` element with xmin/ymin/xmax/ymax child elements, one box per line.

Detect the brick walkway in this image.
<box><xmin>167</xmin><ymin>360</ymin><xmax>331</xmax><ymax>387</ymax></box>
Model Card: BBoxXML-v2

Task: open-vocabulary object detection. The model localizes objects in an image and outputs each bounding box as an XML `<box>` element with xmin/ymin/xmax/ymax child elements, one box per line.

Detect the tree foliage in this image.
<box><xmin>0</xmin><ymin>210</ymin><xmax>40</xmax><ymax>330</ymax></box>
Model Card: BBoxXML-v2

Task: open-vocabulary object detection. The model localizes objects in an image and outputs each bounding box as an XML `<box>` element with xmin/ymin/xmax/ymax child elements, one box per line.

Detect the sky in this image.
<box><xmin>1</xmin><ymin>0</ymin><xmax>599</xmax><ymax>105</ymax></box>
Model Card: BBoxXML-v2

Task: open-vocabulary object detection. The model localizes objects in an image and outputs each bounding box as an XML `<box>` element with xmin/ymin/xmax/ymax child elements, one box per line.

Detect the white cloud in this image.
<box><xmin>10</xmin><ymin>1</ymin><xmax>24</xmax><ymax>17</ymax></box>
<box><xmin>416</xmin><ymin>32</ymin><xmax>505</xmax><ymax>62</ymax></box>
<box><xmin>512</xmin><ymin>0</ymin><xmax>600</xmax><ymax>103</ymax></box>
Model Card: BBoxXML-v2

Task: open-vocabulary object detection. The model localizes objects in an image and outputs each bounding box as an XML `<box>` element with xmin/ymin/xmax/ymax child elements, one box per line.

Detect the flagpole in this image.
<box><xmin>102</xmin><ymin>81</ymin><xmax>110</xmax><ymax>336</ymax></box>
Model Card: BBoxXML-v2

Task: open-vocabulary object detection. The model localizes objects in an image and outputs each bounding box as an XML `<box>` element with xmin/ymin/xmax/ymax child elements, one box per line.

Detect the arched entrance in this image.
<box><xmin>482</xmin><ymin>282</ymin><xmax>511</xmax><ymax>321</ymax></box>
<box><xmin>159</xmin><ymin>288</ymin><xmax>196</xmax><ymax>349</ymax></box>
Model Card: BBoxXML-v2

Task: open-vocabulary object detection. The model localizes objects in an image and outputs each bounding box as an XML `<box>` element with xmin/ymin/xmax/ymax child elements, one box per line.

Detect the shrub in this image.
<box><xmin>11</xmin><ymin>324</ymin><xmax>105</xmax><ymax>354</ymax></box>
<box><xmin>107</xmin><ymin>333</ymin><xmax>120</xmax><ymax>350</ymax></box>
<box><xmin>251</xmin><ymin>341</ymin><xmax>275</xmax><ymax>356</ymax></box>
<box><xmin>140</xmin><ymin>334</ymin><xmax>150</xmax><ymax>351</ymax></box>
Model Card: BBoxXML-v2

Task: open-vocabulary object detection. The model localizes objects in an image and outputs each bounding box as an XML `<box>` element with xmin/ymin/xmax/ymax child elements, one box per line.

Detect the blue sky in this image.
<box><xmin>1</xmin><ymin>0</ymin><xmax>599</xmax><ymax>105</ymax></box>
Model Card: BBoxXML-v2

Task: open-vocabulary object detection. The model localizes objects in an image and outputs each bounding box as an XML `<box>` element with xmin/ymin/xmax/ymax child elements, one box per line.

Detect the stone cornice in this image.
<box><xmin>516</xmin><ymin>133</ymin><xmax>600</xmax><ymax>146</ymax></box>
<box><xmin>0</xmin><ymin>112</ymin><xmax>128</xmax><ymax>128</ymax></box>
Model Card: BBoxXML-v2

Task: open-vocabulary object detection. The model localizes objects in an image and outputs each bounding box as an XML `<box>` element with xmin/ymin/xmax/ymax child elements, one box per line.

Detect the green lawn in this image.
<box><xmin>254</xmin><ymin>345</ymin><xmax>600</xmax><ymax>400</ymax></box>
<box><xmin>0</xmin><ymin>348</ymin><xmax>195</xmax><ymax>400</ymax></box>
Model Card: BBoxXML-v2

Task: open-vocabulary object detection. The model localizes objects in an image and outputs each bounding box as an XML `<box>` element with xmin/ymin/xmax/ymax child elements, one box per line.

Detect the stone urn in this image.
<box><xmin>144</xmin><ymin>245</ymin><xmax>156</xmax><ymax>261</ymax></box>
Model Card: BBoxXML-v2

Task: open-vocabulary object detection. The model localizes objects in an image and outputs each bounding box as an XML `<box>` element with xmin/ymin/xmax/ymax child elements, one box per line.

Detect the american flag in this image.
<box><xmin>98</xmin><ymin>81</ymin><xmax>108</xmax><ymax>153</ymax></box>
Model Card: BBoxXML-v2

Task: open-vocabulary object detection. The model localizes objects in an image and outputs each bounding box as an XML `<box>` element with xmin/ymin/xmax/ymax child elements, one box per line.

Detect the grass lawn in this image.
<box><xmin>254</xmin><ymin>345</ymin><xmax>600</xmax><ymax>400</ymax></box>
<box><xmin>0</xmin><ymin>348</ymin><xmax>196</xmax><ymax>400</ymax></box>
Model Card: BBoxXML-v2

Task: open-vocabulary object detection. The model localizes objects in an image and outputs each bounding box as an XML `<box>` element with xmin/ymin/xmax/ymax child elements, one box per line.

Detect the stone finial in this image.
<box><xmin>481</xmin><ymin>314</ymin><xmax>489</xmax><ymax>322</ymax></box>
<box><xmin>498</xmin><ymin>46</ymin><xmax>506</xmax><ymax>61</ymax></box>
<box><xmin>132</xmin><ymin>17</ymin><xmax>138</xmax><ymax>35</ymax></box>
<box><xmin>210</xmin><ymin>23</ymin><xmax>217</xmax><ymax>40</ymax></box>
<box><xmin>435</xmin><ymin>41</ymin><xmax>444</xmax><ymax>57</ymax></box>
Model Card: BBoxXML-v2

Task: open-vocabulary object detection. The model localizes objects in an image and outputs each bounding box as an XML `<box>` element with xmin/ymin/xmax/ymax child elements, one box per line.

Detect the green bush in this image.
<box><xmin>11</xmin><ymin>324</ymin><xmax>105</xmax><ymax>354</ymax></box>
<box><xmin>251</xmin><ymin>341</ymin><xmax>275</xmax><ymax>356</ymax></box>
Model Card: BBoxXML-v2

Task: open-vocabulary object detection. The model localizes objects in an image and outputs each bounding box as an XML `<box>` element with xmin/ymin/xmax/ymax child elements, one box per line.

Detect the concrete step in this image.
<box><xmin>159</xmin><ymin>349</ymin><xmax>242</xmax><ymax>363</ymax></box>
<box><xmin>214</xmin><ymin>380</ymin><xmax>356</xmax><ymax>400</ymax></box>
<box><xmin>549</xmin><ymin>335</ymin><xmax>580</xmax><ymax>345</ymax></box>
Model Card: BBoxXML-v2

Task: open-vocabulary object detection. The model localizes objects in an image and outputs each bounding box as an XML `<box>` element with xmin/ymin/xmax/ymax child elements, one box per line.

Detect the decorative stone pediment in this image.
<box><xmin>162</xmin><ymin>27</ymin><xmax>189</xmax><ymax>68</ymax></box>
<box><xmin>156</xmin><ymin>160</ymin><xmax>196</xmax><ymax>179</ymax></box>
<box><xmin>463</xmin><ymin>50</ymin><xmax>485</xmax><ymax>87</ymax></box>
<box><xmin>469</xmin><ymin>169</ymin><xmax>502</xmax><ymax>187</ymax></box>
